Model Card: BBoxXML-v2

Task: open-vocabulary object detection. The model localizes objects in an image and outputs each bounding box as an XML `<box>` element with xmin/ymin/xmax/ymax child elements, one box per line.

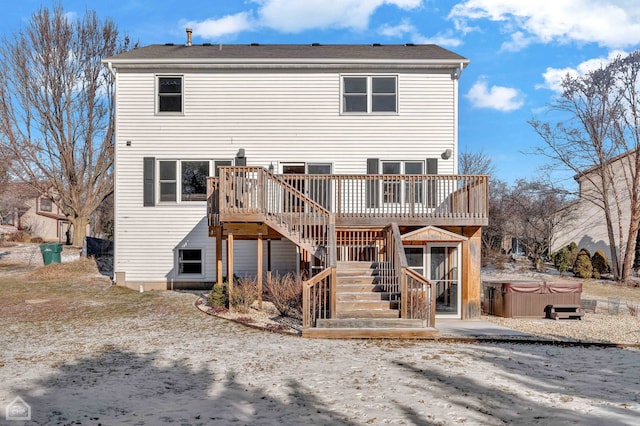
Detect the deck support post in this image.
<box><xmin>257</xmin><ymin>233</ymin><xmax>263</xmax><ymax>310</ymax></box>
<box><xmin>215</xmin><ymin>227</ymin><xmax>223</xmax><ymax>283</ymax></box>
<box><xmin>227</xmin><ymin>232</ymin><xmax>234</xmax><ymax>311</ymax></box>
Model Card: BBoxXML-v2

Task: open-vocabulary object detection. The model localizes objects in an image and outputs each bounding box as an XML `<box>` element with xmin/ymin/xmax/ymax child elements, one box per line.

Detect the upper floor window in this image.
<box><xmin>158</xmin><ymin>76</ymin><xmax>183</xmax><ymax>113</ymax></box>
<box><xmin>39</xmin><ymin>198</ymin><xmax>52</xmax><ymax>212</ymax></box>
<box><xmin>342</xmin><ymin>76</ymin><xmax>397</xmax><ymax>114</ymax></box>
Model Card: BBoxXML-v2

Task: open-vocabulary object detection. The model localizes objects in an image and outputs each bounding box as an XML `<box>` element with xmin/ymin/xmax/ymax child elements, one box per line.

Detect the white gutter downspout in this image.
<box><xmin>107</xmin><ymin>61</ymin><xmax>116</xmax><ymax>78</ymax></box>
<box><xmin>453</xmin><ymin>61</ymin><xmax>465</xmax><ymax>80</ymax></box>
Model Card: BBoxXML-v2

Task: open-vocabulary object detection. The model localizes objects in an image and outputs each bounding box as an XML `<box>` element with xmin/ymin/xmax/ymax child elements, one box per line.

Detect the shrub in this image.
<box><xmin>553</xmin><ymin>247</ymin><xmax>570</xmax><ymax>275</ymax></box>
<box><xmin>573</xmin><ymin>248</ymin><xmax>593</xmax><ymax>278</ymax></box>
<box><xmin>208</xmin><ymin>282</ymin><xmax>228</xmax><ymax>308</ymax></box>
<box><xmin>566</xmin><ymin>242</ymin><xmax>579</xmax><ymax>269</ymax></box>
<box><xmin>30</xmin><ymin>236</ymin><xmax>44</xmax><ymax>243</ymax></box>
<box><xmin>6</xmin><ymin>231</ymin><xmax>31</xmax><ymax>242</ymax></box>
<box><xmin>230</xmin><ymin>277</ymin><xmax>258</xmax><ymax>313</ymax></box>
<box><xmin>264</xmin><ymin>273</ymin><xmax>303</xmax><ymax>320</ymax></box>
<box><xmin>591</xmin><ymin>250</ymin><xmax>611</xmax><ymax>279</ymax></box>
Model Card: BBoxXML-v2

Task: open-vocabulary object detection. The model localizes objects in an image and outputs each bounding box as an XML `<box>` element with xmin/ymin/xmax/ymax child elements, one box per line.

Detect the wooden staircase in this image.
<box><xmin>303</xmin><ymin>261</ymin><xmax>439</xmax><ymax>339</ymax></box>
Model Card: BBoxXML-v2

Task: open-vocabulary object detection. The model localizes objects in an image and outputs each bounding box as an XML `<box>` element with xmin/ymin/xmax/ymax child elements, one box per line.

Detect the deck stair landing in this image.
<box><xmin>304</xmin><ymin>261</ymin><xmax>439</xmax><ymax>339</ymax></box>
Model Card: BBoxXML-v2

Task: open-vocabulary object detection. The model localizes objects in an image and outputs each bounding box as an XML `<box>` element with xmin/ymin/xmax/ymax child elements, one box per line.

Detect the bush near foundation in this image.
<box><xmin>208</xmin><ymin>282</ymin><xmax>228</xmax><ymax>308</ymax></box>
<box><xmin>591</xmin><ymin>250</ymin><xmax>611</xmax><ymax>279</ymax></box>
<box><xmin>573</xmin><ymin>248</ymin><xmax>593</xmax><ymax>278</ymax></box>
<box><xmin>264</xmin><ymin>273</ymin><xmax>303</xmax><ymax>320</ymax></box>
<box><xmin>230</xmin><ymin>277</ymin><xmax>258</xmax><ymax>313</ymax></box>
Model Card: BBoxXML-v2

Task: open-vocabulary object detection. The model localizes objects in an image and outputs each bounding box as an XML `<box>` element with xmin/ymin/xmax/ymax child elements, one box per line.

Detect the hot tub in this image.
<box><xmin>482</xmin><ymin>280</ymin><xmax>582</xmax><ymax>318</ymax></box>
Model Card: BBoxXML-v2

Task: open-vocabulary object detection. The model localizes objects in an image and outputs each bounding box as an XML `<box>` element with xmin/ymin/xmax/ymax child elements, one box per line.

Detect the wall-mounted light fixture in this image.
<box><xmin>268</xmin><ymin>162</ymin><xmax>274</xmax><ymax>173</ymax></box>
<box><xmin>235</xmin><ymin>148</ymin><xmax>246</xmax><ymax>166</ymax></box>
<box><xmin>441</xmin><ymin>148</ymin><xmax>452</xmax><ymax>160</ymax></box>
<box><xmin>126</xmin><ymin>140</ymin><xmax>131</xmax><ymax>147</ymax></box>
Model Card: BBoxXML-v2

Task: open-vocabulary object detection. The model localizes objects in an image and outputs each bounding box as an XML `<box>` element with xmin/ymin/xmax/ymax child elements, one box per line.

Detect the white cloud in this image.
<box><xmin>378</xmin><ymin>19</ymin><xmax>462</xmax><ymax>47</ymax></box>
<box><xmin>255</xmin><ymin>0</ymin><xmax>422</xmax><ymax>32</ymax></box>
<box><xmin>184</xmin><ymin>12</ymin><xmax>255</xmax><ymax>39</ymax></box>
<box><xmin>185</xmin><ymin>0</ymin><xmax>423</xmax><ymax>39</ymax></box>
<box><xmin>500</xmin><ymin>31</ymin><xmax>535</xmax><ymax>52</ymax></box>
<box><xmin>537</xmin><ymin>49</ymin><xmax>628</xmax><ymax>92</ymax></box>
<box><xmin>465</xmin><ymin>78</ymin><xmax>524</xmax><ymax>111</ymax></box>
<box><xmin>449</xmin><ymin>1</ymin><xmax>640</xmax><ymax>50</ymax></box>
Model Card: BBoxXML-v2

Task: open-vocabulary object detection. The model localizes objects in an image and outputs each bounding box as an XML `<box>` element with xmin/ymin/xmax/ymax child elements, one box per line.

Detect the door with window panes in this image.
<box><xmin>405</xmin><ymin>243</ymin><xmax>461</xmax><ymax>317</ymax></box>
<box><xmin>382</xmin><ymin>161</ymin><xmax>424</xmax><ymax>208</ymax></box>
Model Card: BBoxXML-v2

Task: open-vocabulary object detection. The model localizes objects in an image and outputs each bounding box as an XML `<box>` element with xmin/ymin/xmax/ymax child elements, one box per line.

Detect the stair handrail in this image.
<box><xmin>261</xmin><ymin>168</ymin><xmax>332</xmax><ymax>216</ymax></box>
<box><xmin>302</xmin><ymin>265</ymin><xmax>336</xmax><ymax>328</ymax></box>
<box><xmin>260</xmin><ymin>168</ymin><xmax>335</xmax><ymax>260</ymax></box>
<box><xmin>388</xmin><ymin>222</ymin><xmax>434</xmax><ymax>327</ymax></box>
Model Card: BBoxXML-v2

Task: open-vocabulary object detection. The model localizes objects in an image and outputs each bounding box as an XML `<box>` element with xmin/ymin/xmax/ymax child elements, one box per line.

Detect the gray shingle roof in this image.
<box><xmin>105</xmin><ymin>43</ymin><xmax>468</xmax><ymax>64</ymax></box>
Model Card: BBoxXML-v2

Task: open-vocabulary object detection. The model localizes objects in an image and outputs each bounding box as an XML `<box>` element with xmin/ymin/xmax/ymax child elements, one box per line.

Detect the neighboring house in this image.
<box><xmin>104</xmin><ymin>34</ymin><xmax>488</xmax><ymax>336</ymax></box>
<box><xmin>551</xmin><ymin>151</ymin><xmax>635</xmax><ymax>264</ymax></box>
<box><xmin>0</xmin><ymin>183</ymin><xmax>70</xmax><ymax>242</ymax></box>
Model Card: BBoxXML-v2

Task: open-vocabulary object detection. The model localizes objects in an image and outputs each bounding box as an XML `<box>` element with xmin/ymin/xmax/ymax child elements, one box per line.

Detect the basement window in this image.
<box><xmin>178</xmin><ymin>248</ymin><xmax>203</xmax><ymax>275</ymax></box>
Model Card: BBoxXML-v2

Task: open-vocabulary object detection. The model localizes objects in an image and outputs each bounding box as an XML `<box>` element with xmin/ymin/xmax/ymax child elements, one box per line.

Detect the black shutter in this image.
<box><xmin>427</xmin><ymin>158</ymin><xmax>438</xmax><ymax>174</ymax></box>
<box><xmin>426</xmin><ymin>158</ymin><xmax>438</xmax><ymax>208</ymax></box>
<box><xmin>143</xmin><ymin>157</ymin><xmax>155</xmax><ymax>206</ymax></box>
<box><xmin>366</xmin><ymin>158</ymin><xmax>379</xmax><ymax>208</ymax></box>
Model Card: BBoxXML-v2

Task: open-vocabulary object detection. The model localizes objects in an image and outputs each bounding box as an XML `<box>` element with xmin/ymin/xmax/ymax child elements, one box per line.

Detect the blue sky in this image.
<box><xmin>3</xmin><ymin>1</ymin><xmax>640</xmax><ymax>187</ymax></box>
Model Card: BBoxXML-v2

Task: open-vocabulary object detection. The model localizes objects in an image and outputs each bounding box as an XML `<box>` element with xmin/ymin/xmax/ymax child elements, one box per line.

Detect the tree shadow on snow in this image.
<box><xmin>13</xmin><ymin>348</ymin><xmax>355</xmax><ymax>425</ymax></box>
<box><xmin>393</xmin><ymin>343</ymin><xmax>640</xmax><ymax>425</ymax></box>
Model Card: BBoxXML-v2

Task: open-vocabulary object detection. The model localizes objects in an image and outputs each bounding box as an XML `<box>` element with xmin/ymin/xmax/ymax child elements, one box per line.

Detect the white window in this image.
<box><xmin>342</xmin><ymin>76</ymin><xmax>397</xmax><ymax>113</ymax></box>
<box><xmin>157</xmin><ymin>76</ymin><xmax>183</xmax><ymax>113</ymax></box>
<box><xmin>178</xmin><ymin>248</ymin><xmax>203</xmax><ymax>275</ymax></box>
<box><xmin>158</xmin><ymin>160</ymin><xmax>230</xmax><ymax>203</ymax></box>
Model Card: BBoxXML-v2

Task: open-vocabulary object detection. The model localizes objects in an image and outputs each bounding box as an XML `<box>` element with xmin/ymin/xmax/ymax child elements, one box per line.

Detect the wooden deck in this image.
<box><xmin>206</xmin><ymin>166</ymin><xmax>487</xmax><ymax>337</ymax></box>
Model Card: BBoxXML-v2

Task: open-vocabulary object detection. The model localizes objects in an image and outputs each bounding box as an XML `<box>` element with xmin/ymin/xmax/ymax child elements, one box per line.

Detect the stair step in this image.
<box><xmin>336</xmin><ymin>275</ymin><xmax>383</xmax><ymax>284</ymax></box>
<box><xmin>316</xmin><ymin>318</ymin><xmax>424</xmax><ymax>328</ymax></box>
<box><xmin>335</xmin><ymin>309</ymin><xmax>400</xmax><ymax>319</ymax></box>
<box><xmin>302</xmin><ymin>327</ymin><xmax>438</xmax><ymax>339</ymax></box>
<box><xmin>336</xmin><ymin>292</ymin><xmax>397</xmax><ymax>302</ymax></box>
<box><xmin>337</xmin><ymin>299</ymin><xmax>398</xmax><ymax>309</ymax></box>
<box><xmin>336</xmin><ymin>283</ymin><xmax>395</xmax><ymax>293</ymax></box>
<box><xmin>336</xmin><ymin>261</ymin><xmax>379</xmax><ymax>269</ymax></box>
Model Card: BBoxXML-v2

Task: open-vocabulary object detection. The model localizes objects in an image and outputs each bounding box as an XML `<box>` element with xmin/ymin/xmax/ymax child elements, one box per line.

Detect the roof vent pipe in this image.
<box><xmin>186</xmin><ymin>28</ymin><xmax>193</xmax><ymax>46</ymax></box>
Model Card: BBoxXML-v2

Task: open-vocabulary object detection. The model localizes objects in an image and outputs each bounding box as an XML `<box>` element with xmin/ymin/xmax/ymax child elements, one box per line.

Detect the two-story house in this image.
<box><xmin>551</xmin><ymin>150</ymin><xmax>637</xmax><ymax>271</ymax></box>
<box><xmin>104</xmin><ymin>33</ymin><xmax>488</xmax><ymax>337</ymax></box>
<box><xmin>0</xmin><ymin>182</ymin><xmax>70</xmax><ymax>242</ymax></box>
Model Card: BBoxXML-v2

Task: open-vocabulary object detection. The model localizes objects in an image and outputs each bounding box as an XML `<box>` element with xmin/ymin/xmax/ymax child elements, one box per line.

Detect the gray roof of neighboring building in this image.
<box><xmin>104</xmin><ymin>43</ymin><xmax>469</xmax><ymax>66</ymax></box>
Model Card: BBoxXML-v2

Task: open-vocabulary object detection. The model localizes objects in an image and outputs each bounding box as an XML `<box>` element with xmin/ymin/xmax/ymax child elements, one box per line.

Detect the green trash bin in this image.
<box><xmin>40</xmin><ymin>243</ymin><xmax>62</xmax><ymax>265</ymax></box>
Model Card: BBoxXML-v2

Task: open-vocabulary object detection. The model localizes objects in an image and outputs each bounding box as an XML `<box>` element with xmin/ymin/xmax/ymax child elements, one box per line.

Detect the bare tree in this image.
<box><xmin>0</xmin><ymin>6</ymin><xmax>132</xmax><ymax>246</ymax></box>
<box><xmin>458</xmin><ymin>148</ymin><xmax>505</xmax><ymax>252</ymax></box>
<box><xmin>504</xmin><ymin>180</ymin><xmax>573</xmax><ymax>270</ymax></box>
<box><xmin>459</xmin><ymin>147</ymin><xmax>496</xmax><ymax>176</ymax></box>
<box><xmin>530</xmin><ymin>51</ymin><xmax>640</xmax><ymax>282</ymax></box>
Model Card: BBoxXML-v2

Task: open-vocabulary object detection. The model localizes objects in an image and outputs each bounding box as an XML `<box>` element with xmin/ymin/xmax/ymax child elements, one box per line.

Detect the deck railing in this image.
<box><xmin>215</xmin><ymin>167</ymin><xmax>334</xmax><ymax>254</ymax></box>
<box><xmin>209</xmin><ymin>169</ymin><xmax>488</xmax><ymax>227</ymax></box>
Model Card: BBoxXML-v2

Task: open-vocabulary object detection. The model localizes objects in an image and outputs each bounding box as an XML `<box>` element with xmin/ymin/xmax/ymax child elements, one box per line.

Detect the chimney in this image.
<box><xmin>186</xmin><ymin>28</ymin><xmax>193</xmax><ymax>46</ymax></box>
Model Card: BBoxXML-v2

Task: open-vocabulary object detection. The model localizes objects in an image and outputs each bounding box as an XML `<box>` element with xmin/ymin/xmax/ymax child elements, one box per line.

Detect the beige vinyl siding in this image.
<box><xmin>114</xmin><ymin>68</ymin><xmax>457</xmax><ymax>282</ymax></box>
